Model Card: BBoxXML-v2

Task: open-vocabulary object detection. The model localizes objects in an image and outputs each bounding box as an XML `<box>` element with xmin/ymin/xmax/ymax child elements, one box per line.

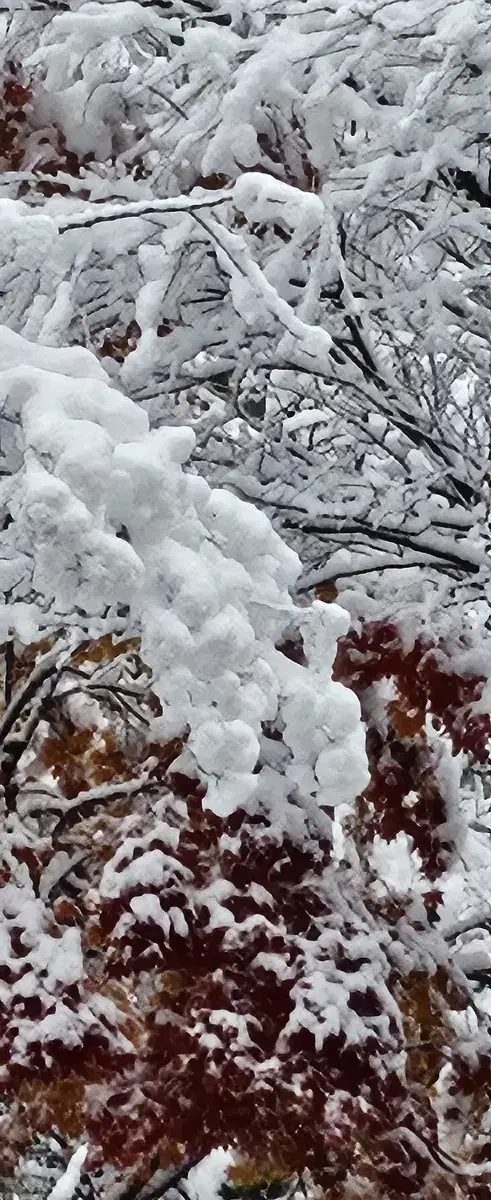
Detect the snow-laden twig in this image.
<box><xmin>19</xmin><ymin>767</ymin><xmax>157</xmax><ymax>825</ymax></box>
<box><xmin>46</xmin><ymin>1144</ymin><xmax>88</xmax><ymax>1200</ymax></box>
<box><xmin>384</xmin><ymin>1127</ymin><xmax>491</xmax><ymax>1180</ymax></box>
<box><xmin>57</xmin><ymin>192</ymin><xmax>230</xmax><ymax>232</ymax></box>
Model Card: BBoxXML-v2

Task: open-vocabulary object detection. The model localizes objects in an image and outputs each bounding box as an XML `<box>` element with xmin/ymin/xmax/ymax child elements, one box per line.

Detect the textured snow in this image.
<box><xmin>99</xmin><ymin>848</ymin><xmax>190</xmax><ymax>900</ymax></box>
<box><xmin>184</xmin><ymin>1149</ymin><xmax>234</xmax><ymax>1200</ymax></box>
<box><xmin>369</xmin><ymin>833</ymin><xmax>425</xmax><ymax>900</ymax></box>
<box><xmin>234</xmin><ymin>172</ymin><xmax>324</xmax><ymax>234</ymax></box>
<box><xmin>0</xmin><ymin>884</ymin><xmax>84</xmax><ymax>992</ymax></box>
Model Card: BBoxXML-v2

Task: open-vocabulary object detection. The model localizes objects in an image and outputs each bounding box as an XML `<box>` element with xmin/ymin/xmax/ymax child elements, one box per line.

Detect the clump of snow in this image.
<box><xmin>233</xmin><ymin>172</ymin><xmax>324</xmax><ymax>235</ymax></box>
<box><xmin>184</xmin><ymin>1148</ymin><xmax>234</xmax><ymax>1200</ymax></box>
<box><xmin>0</xmin><ymin>202</ymin><xmax>58</xmax><ymax>276</ymax></box>
<box><xmin>45</xmin><ymin>1144</ymin><xmax>88</xmax><ymax>1200</ymax></box>
<box><xmin>99</xmin><ymin>848</ymin><xmax>191</xmax><ymax>901</ymax></box>
<box><xmin>370</xmin><ymin>833</ymin><xmax>425</xmax><ymax>900</ymax></box>
<box><xmin>1</xmin><ymin>325</ymin><xmax>367</xmax><ymax>823</ymax></box>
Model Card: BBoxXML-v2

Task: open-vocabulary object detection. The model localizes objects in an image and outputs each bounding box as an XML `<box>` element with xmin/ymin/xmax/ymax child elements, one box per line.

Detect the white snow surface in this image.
<box><xmin>184</xmin><ymin>1149</ymin><xmax>234</xmax><ymax>1200</ymax></box>
<box><xmin>369</xmin><ymin>832</ymin><xmax>425</xmax><ymax>900</ymax></box>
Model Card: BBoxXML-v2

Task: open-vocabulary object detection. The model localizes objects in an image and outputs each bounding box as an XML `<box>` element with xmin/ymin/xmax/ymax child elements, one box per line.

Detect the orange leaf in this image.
<box><xmin>387</xmin><ymin>696</ymin><xmax>426</xmax><ymax>739</ymax></box>
<box><xmin>315</xmin><ymin>582</ymin><xmax>339</xmax><ymax>603</ymax></box>
<box><xmin>70</xmin><ymin>633</ymin><xmax>141</xmax><ymax>668</ymax></box>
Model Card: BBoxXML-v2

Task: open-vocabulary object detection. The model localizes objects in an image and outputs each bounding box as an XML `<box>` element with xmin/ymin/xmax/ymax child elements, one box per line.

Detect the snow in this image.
<box><xmin>369</xmin><ymin>833</ymin><xmax>425</xmax><ymax>900</ymax></box>
<box><xmin>27</xmin><ymin>926</ymin><xmax>84</xmax><ymax>992</ymax></box>
<box><xmin>190</xmin><ymin>719</ymin><xmax>260</xmax><ymax>777</ymax></box>
<box><xmin>98</xmin><ymin>849</ymin><xmax>191</xmax><ymax>900</ymax></box>
<box><xmin>0</xmin><ymin>885</ymin><xmax>81</xmax><ymax>992</ymax></box>
<box><xmin>233</xmin><ymin>172</ymin><xmax>324</xmax><ymax>235</ymax></box>
<box><xmin>314</xmin><ymin>732</ymin><xmax>369</xmax><ymax>807</ymax></box>
<box><xmin>184</xmin><ymin>1149</ymin><xmax>234</xmax><ymax>1200</ymax></box>
<box><xmin>45</xmin><ymin>1144</ymin><xmax>88</xmax><ymax>1200</ymax></box>
<box><xmin>130</xmin><ymin>893</ymin><xmax>171</xmax><ymax>936</ymax></box>
<box><xmin>0</xmin><ymin>324</ymin><xmax>106</xmax><ymax>381</ymax></box>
